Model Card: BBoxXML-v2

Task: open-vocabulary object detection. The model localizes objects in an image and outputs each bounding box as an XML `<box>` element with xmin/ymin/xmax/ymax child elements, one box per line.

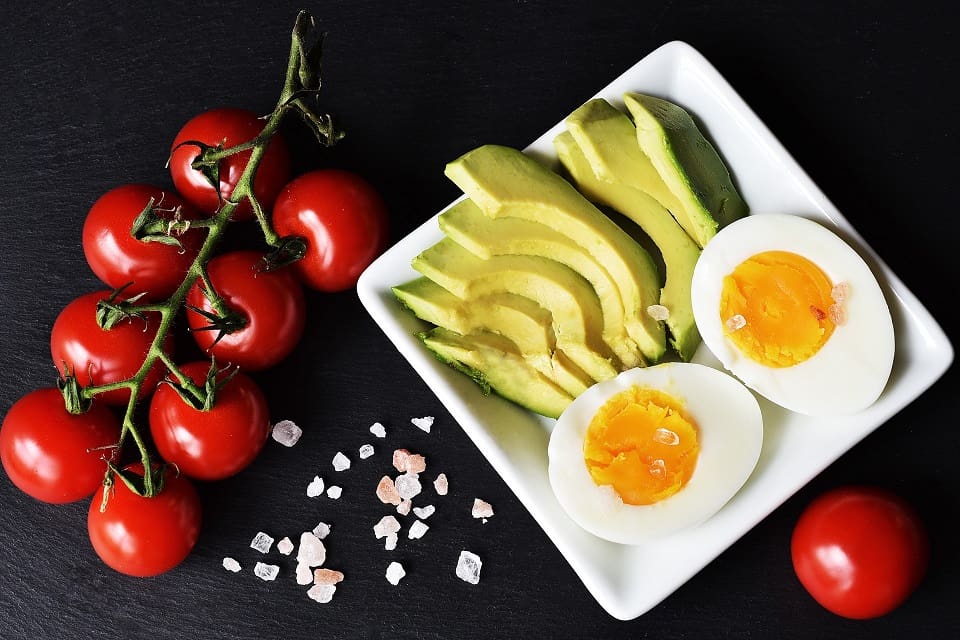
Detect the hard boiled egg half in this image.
<box><xmin>691</xmin><ymin>214</ymin><xmax>895</xmax><ymax>416</ymax></box>
<box><xmin>548</xmin><ymin>363</ymin><xmax>763</xmax><ymax>544</ymax></box>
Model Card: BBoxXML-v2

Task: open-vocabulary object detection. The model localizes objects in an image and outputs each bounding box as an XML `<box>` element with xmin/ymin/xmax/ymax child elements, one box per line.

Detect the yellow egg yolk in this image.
<box><xmin>583</xmin><ymin>386</ymin><xmax>699</xmax><ymax>506</ymax></box>
<box><xmin>720</xmin><ymin>250</ymin><xmax>836</xmax><ymax>368</ymax></box>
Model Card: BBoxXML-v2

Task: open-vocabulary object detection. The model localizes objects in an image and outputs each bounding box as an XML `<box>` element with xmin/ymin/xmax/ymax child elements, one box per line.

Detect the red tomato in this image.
<box><xmin>50</xmin><ymin>290</ymin><xmax>172</xmax><ymax>405</ymax></box>
<box><xmin>88</xmin><ymin>462</ymin><xmax>201</xmax><ymax>577</ymax></box>
<box><xmin>791</xmin><ymin>485</ymin><xmax>929</xmax><ymax>619</ymax></box>
<box><xmin>185</xmin><ymin>250</ymin><xmax>305</xmax><ymax>370</ymax></box>
<box><xmin>0</xmin><ymin>389</ymin><xmax>120</xmax><ymax>503</ymax></box>
<box><xmin>82</xmin><ymin>184</ymin><xmax>204</xmax><ymax>299</ymax></box>
<box><xmin>149</xmin><ymin>361</ymin><xmax>270</xmax><ymax>480</ymax></box>
<box><xmin>272</xmin><ymin>169</ymin><xmax>388</xmax><ymax>292</ymax></box>
<box><xmin>169</xmin><ymin>107</ymin><xmax>291</xmax><ymax>220</ymax></box>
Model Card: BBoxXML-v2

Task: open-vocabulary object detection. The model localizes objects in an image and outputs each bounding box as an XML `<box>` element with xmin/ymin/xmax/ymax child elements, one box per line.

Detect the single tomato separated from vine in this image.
<box><xmin>272</xmin><ymin>169</ymin><xmax>389</xmax><ymax>292</ymax></box>
<box><xmin>0</xmin><ymin>389</ymin><xmax>120</xmax><ymax>503</ymax></box>
<box><xmin>50</xmin><ymin>291</ymin><xmax>172</xmax><ymax>405</ymax></box>
<box><xmin>186</xmin><ymin>250</ymin><xmax>305</xmax><ymax>371</ymax></box>
<box><xmin>791</xmin><ymin>485</ymin><xmax>929</xmax><ymax>619</ymax></box>
<box><xmin>82</xmin><ymin>184</ymin><xmax>204</xmax><ymax>299</ymax></box>
<box><xmin>169</xmin><ymin>107</ymin><xmax>292</xmax><ymax>220</ymax></box>
<box><xmin>149</xmin><ymin>361</ymin><xmax>270</xmax><ymax>481</ymax></box>
<box><xmin>88</xmin><ymin>462</ymin><xmax>201</xmax><ymax>577</ymax></box>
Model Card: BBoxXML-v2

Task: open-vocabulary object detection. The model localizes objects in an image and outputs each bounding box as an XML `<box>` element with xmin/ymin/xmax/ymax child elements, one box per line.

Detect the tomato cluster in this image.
<box><xmin>0</xmin><ymin>104</ymin><xmax>388</xmax><ymax>578</ymax></box>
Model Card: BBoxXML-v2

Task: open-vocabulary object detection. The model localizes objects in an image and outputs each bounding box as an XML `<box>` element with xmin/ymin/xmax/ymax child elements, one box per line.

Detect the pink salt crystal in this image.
<box><xmin>829</xmin><ymin>303</ymin><xmax>847</xmax><ymax>326</ymax></box>
<box><xmin>313</xmin><ymin>568</ymin><xmax>345</xmax><ymax>586</ymax></box>
<box><xmin>405</xmin><ymin>453</ymin><xmax>427</xmax><ymax>475</ymax></box>
<box><xmin>376</xmin><ymin>476</ymin><xmax>402</xmax><ymax>505</ymax></box>
<box><xmin>307</xmin><ymin>584</ymin><xmax>336</xmax><ymax>604</ymax></box>
<box><xmin>725</xmin><ymin>314</ymin><xmax>747</xmax><ymax>332</ymax></box>
<box><xmin>295</xmin><ymin>562</ymin><xmax>314</xmax><ymax>585</ymax></box>
<box><xmin>471</xmin><ymin>499</ymin><xmax>494</xmax><ymax>519</ymax></box>
<box><xmin>434</xmin><ymin>473</ymin><xmax>449</xmax><ymax>496</ymax></box>
<box><xmin>831</xmin><ymin>281</ymin><xmax>851</xmax><ymax>303</ymax></box>
<box><xmin>653</xmin><ymin>428</ymin><xmax>679</xmax><ymax>446</ymax></box>
<box><xmin>276</xmin><ymin>537</ymin><xmax>294</xmax><ymax>556</ymax></box>
<box><xmin>373</xmin><ymin>515</ymin><xmax>401</xmax><ymax>539</ymax></box>
<box><xmin>392</xmin><ymin>449</ymin><xmax>411</xmax><ymax>473</ymax></box>
<box><xmin>648</xmin><ymin>459</ymin><xmax>666</xmax><ymax>478</ymax></box>
<box><xmin>396</xmin><ymin>499</ymin><xmax>412</xmax><ymax>516</ymax></box>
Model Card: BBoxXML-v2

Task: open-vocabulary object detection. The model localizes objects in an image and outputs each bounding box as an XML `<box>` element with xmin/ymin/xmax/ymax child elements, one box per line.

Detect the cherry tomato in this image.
<box><xmin>186</xmin><ymin>250</ymin><xmax>305</xmax><ymax>371</ymax></box>
<box><xmin>169</xmin><ymin>107</ymin><xmax>291</xmax><ymax>220</ymax></box>
<box><xmin>272</xmin><ymin>169</ymin><xmax>389</xmax><ymax>292</ymax></box>
<box><xmin>791</xmin><ymin>485</ymin><xmax>929</xmax><ymax>619</ymax></box>
<box><xmin>149</xmin><ymin>361</ymin><xmax>270</xmax><ymax>480</ymax></box>
<box><xmin>82</xmin><ymin>184</ymin><xmax>204</xmax><ymax>300</ymax></box>
<box><xmin>0</xmin><ymin>389</ymin><xmax>120</xmax><ymax>503</ymax></box>
<box><xmin>50</xmin><ymin>290</ymin><xmax>172</xmax><ymax>405</ymax></box>
<box><xmin>88</xmin><ymin>462</ymin><xmax>201</xmax><ymax>577</ymax></box>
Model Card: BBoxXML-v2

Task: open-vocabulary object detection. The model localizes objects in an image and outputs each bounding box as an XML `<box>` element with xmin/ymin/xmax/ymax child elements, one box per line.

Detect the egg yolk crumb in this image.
<box><xmin>583</xmin><ymin>386</ymin><xmax>699</xmax><ymax>506</ymax></box>
<box><xmin>720</xmin><ymin>250</ymin><xmax>836</xmax><ymax>368</ymax></box>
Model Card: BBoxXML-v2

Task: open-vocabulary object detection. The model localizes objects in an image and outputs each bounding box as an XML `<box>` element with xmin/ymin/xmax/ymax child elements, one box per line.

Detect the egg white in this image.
<box><xmin>691</xmin><ymin>214</ymin><xmax>895</xmax><ymax>416</ymax></box>
<box><xmin>547</xmin><ymin>363</ymin><xmax>763</xmax><ymax>545</ymax></box>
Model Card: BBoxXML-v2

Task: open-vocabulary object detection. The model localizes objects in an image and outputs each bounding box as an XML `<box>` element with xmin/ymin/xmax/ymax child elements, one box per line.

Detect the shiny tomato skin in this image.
<box><xmin>272</xmin><ymin>169</ymin><xmax>389</xmax><ymax>292</ymax></box>
<box><xmin>82</xmin><ymin>184</ymin><xmax>204</xmax><ymax>300</ymax></box>
<box><xmin>169</xmin><ymin>107</ymin><xmax>291</xmax><ymax>220</ymax></box>
<box><xmin>50</xmin><ymin>290</ymin><xmax>171</xmax><ymax>405</ymax></box>
<box><xmin>0</xmin><ymin>389</ymin><xmax>120</xmax><ymax>503</ymax></box>
<box><xmin>149</xmin><ymin>361</ymin><xmax>270</xmax><ymax>480</ymax></box>
<box><xmin>88</xmin><ymin>463</ymin><xmax>201</xmax><ymax>577</ymax></box>
<box><xmin>791</xmin><ymin>485</ymin><xmax>929</xmax><ymax>619</ymax></box>
<box><xmin>185</xmin><ymin>250</ymin><xmax>305</xmax><ymax>371</ymax></box>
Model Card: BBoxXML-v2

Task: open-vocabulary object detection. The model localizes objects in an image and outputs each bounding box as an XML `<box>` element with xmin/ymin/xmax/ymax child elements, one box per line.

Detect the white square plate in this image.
<box><xmin>356</xmin><ymin>41</ymin><xmax>953</xmax><ymax>620</ymax></box>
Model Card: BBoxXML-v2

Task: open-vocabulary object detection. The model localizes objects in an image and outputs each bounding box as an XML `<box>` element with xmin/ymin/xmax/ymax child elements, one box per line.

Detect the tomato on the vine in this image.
<box><xmin>169</xmin><ymin>107</ymin><xmax>292</xmax><ymax>220</ymax></box>
<box><xmin>50</xmin><ymin>290</ymin><xmax>171</xmax><ymax>405</ymax></box>
<box><xmin>0</xmin><ymin>389</ymin><xmax>120</xmax><ymax>503</ymax></box>
<box><xmin>82</xmin><ymin>184</ymin><xmax>204</xmax><ymax>300</ymax></box>
<box><xmin>186</xmin><ymin>250</ymin><xmax>305</xmax><ymax>371</ymax></box>
<box><xmin>272</xmin><ymin>169</ymin><xmax>388</xmax><ymax>292</ymax></box>
<box><xmin>791</xmin><ymin>485</ymin><xmax>929</xmax><ymax>619</ymax></box>
<box><xmin>88</xmin><ymin>462</ymin><xmax>201</xmax><ymax>577</ymax></box>
<box><xmin>149</xmin><ymin>361</ymin><xmax>270</xmax><ymax>481</ymax></box>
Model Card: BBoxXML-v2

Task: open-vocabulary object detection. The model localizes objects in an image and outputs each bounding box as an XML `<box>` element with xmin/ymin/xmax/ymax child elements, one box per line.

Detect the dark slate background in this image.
<box><xmin>0</xmin><ymin>1</ymin><xmax>956</xmax><ymax>638</ymax></box>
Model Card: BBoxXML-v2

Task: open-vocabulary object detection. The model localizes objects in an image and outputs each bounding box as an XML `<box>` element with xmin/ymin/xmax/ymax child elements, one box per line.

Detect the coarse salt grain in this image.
<box><xmin>396</xmin><ymin>499</ymin><xmax>412</xmax><ymax>516</ymax></box>
<box><xmin>373</xmin><ymin>515</ymin><xmax>401</xmax><ymax>539</ymax></box>
<box><xmin>392</xmin><ymin>449</ymin><xmax>410</xmax><ymax>472</ymax></box>
<box><xmin>829</xmin><ymin>303</ymin><xmax>847</xmax><ymax>326</ymax></box>
<box><xmin>411</xmin><ymin>416</ymin><xmax>434</xmax><ymax>433</ymax></box>
<box><xmin>434</xmin><ymin>473</ymin><xmax>449</xmax><ymax>496</ymax></box>
<box><xmin>725</xmin><ymin>314</ymin><xmax>747</xmax><ymax>332</ymax></box>
<box><xmin>271</xmin><ymin>419</ymin><xmax>303</xmax><ymax>447</ymax></box>
<box><xmin>471</xmin><ymin>499</ymin><xmax>494</xmax><ymax>519</ymax></box>
<box><xmin>326</xmin><ymin>485</ymin><xmax>343</xmax><ymax>500</ymax></box>
<box><xmin>295</xmin><ymin>562</ymin><xmax>314</xmax><ymax>585</ymax></box>
<box><xmin>313</xmin><ymin>568</ymin><xmax>345</xmax><ymax>586</ymax></box>
<box><xmin>385</xmin><ymin>561</ymin><xmax>406</xmax><ymax>585</ymax></box>
<box><xmin>376</xmin><ymin>476</ymin><xmax>402</xmax><ymax>505</ymax></box>
<box><xmin>653</xmin><ymin>428</ymin><xmax>679</xmax><ymax>446</ymax></box>
<box><xmin>312</xmin><ymin>522</ymin><xmax>331</xmax><ymax>539</ymax></box>
<box><xmin>646</xmin><ymin>304</ymin><xmax>670</xmax><ymax>321</ymax></box>
<box><xmin>250</xmin><ymin>531</ymin><xmax>275</xmax><ymax>553</ymax></box>
<box><xmin>277</xmin><ymin>537</ymin><xmax>295</xmax><ymax>556</ymax></box>
<box><xmin>254</xmin><ymin>562</ymin><xmax>280</xmax><ymax>581</ymax></box>
<box><xmin>395</xmin><ymin>473</ymin><xmax>422</xmax><ymax>501</ymax></box>
<box><xmin>359</xmin><ymin>444</ymin><xmax>375</xmax><ymax>459</ymax></box>
<box><xmin>456</xmin><ymin>550</ymin><xmax>482</xmax><ymax>585</ymax></box>
<box><xmin>412</xmin><ymin>505</ymin><xmax>435</xmax><ymax>520</ymax></box>
<box><xmin>390</xmin><ymin>448</ymin><xmax>426</xmax><ymax>474</ymax></box>
<box><xmin>370</xmin><ymin>422</ymin><xmax>387</xmax><ymax>438</ymax></box>
<box><xmin>296</xmin><ymin>532</ymin><xmax>326</xmax><ymax>568</ymax></box>
<box><xmin>831</xmin><ymin>281</ymin><xmax>851</xmax><ymax>303</ymax></box>
<box><xmin>408</xmin><ymin>520</ymin><xmax>429</xmax><ymax>540</ymax></box>
<box><xmin>384</xmin><ymin>532</ymin><xmax>398</xmax><ymax>551</ymax></box>
<box><xmin>306</xmin><ymin>475</ymin><xmax>325</xmax><ymax>498</ymax></box>
<box><xmin>222</xmin><ymin>557</ymin><xmax>241</xmax><ymax>572</ymax></box>
<box><xmin>306</xmin><ymin>584</ymin><xmax>336</xmax><ymax>604</ymax></box>
<box><xmin>332</xmin><ymin>451</ymin><xmax>351</xmax><ymax>472</ymax></box>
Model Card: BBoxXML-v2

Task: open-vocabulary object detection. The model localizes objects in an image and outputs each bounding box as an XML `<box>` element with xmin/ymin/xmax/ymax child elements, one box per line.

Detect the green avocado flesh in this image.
<box><xmin>555</xmin><ymin>112</ymin><xmax>702</xmax><ymax>361</ymax></box>
<box><xmin>623</xmin><ymin>93</ymin><xmax>748</xmax><ymax>246</ymax></box>
<box><xmin>444</xmin><ymin>144</ymin><xmax>665</xmax><ymax>364</ymax></box>
<box><xmin>419</xmin><ymin>327</ymin><xmax>573</xmax><ymax>419</ymax></box>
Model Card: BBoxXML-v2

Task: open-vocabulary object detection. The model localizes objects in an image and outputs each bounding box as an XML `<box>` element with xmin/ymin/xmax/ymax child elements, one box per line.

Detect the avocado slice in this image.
<box><xmin>411</xmin><ymin>237</ymin><xmax>619</xmax><ymax>383</ymax></box>
<box><xmin>444</xmin><ymin>144</ymin><xmax>666</xmax><ymax>364</ymax></box>
<box><xmin>623</xmin><ymin>93</ymin><xmax>748</xmax><ymax>246</ymax></box>
<box><xmin>419</xmin><ymin>327</ymin><xmax>573</xmax><ymax>419</ymax></box>
<box><xmin>438</xmin><ymin>198</ymin><xmax>644</xmax><ymax>369</ymax></box>
<box><xmin>393</xmin><ymin>276</ymin><xmax>593</xmax><ymax>397</ymax></box>
<box><xmin>555</xmin><ymin>123</ymin><xmax>702</xmax><ymax>361</ymax></box>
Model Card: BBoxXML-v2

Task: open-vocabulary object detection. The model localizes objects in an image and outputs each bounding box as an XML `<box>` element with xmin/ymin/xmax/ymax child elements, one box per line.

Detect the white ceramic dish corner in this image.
<box><xmin>356</xmin><ymin>40</ymin><xmax>954</xmax><ymax>620</ymax></box>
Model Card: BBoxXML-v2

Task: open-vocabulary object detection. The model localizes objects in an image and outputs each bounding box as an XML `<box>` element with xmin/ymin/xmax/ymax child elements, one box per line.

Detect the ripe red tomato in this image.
<box><xmin>82</xmin><ymin>184</ymin><xmax>204</xmax><ymax>300</ymax></box>
<box><xmin>791</xmin><ymin>485</ymin><xmax>929</xmax><ymax>619</ymax></box>
<box><xmin>272</xmin><ymin>169</ymin><xmax>388</xmax><ymax>292</ymax></box>
<box><xmin>185</xmin><ymin>250</ymin><xmax>305</xmax><ymax>370</ymax></box>
<box><xmin>0</xmin><ymin>388</ymin><xmax>120</xmax><ymax>503</ymax></box>
<box><xmin>88</xmin><ymin>462</ymin><xmax>201</xmax><ymax>577</ymax></box>
<box><xmin>50</xmin><ymin>290</ymin><xmax>172</xmax><ymax>405</ymax></box>
<box><xmin>149</xmin><ymin>361</ymin><xmax>270</xmax><ymax>480</ymax></box>
<box><xmin>169</xmin><ymin>107</ymin><xmax>291</xmax><ymax>220</ymax></box>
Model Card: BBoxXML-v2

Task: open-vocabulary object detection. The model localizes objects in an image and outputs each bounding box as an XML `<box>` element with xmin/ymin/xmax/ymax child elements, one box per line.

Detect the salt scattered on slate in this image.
<box><xmin>472</xmin><ymin>499</ymin><xmax>494</xmax><ymax>519</ymax></box>
<box><xmin>385</xmin><ymin>561</ymin><xmax>406</xmax><ymax>585</ymax></box>
<box><xmin>307</xmin><ymin>584</ymin><xmax>336</xmax><ymax>604</ymax></box>
<box><xmin>271</xmin><ymin>419</ymin><xmax>302</xmax><ymax>447</ymax></box>
<box><xmin>370</xmin><ymin>422</ymin><xmax>387</xmax><ymax>438</ymax></box>
<box><xmin>456</xmin><ymin>551</ymin><xmax>482</xmax><ymax>585</ymax></box>
<box><xmin>410</xmin><ymin>416</ymin><xmax>434</xmax><ymax>433</ymax></box>
<box><xmin>332</xmin><ymin>451</ymin><xmax>351</xmax><ymax>471</ymax></box>
<box><xmin>250</xmin><ymin>531</ymin><xmax>275</xmax><ymax>553</ymax></box>
<box><xmin>374</xmin><ymin>515</ymin><xmax>401</xmax><ymax>539</ymax></box>
<box><xmin>395</xmin><ymin>473</ymin><xmax>422</xmax><ymax>500</ymax></box>
<box><xmin>412</xmin><ymin>505</ymin><xmax>435</xmax><ymax>520</ymax></box>
<box><xmin>254</xmin><ymin>562</ymin><xmax>280</xmax><ymax>581</ymax></box>
<box><xmin>306</xmin><ymin>475</ymin><xmax>324</xmax><ymax>498</ymax></box>
<box><xmin>359</xmin><ymin>444</ymin><xmax>375</xmax><ymax>459</ymax></box>
<box><xmin>277</xmin><ymin>537</ymin><xmax>294</xmax><ymax>556</ymax></box>
<box><xmin>222</xmin><ymin>557</ymin><xmax>241</xmax><ymax>572</ymax></box>
<box><xmin>434</xmin><ymin>473</ymin><xmax>449</xmax><ymax>496</ymax></box>
<box><xmin>326</xmin><ymin>485</ymin><xmax>343</xmax><ymax>499</ymax></box>
<box><xmin>312</xmin><ymin>522</ymin><xmax>331</xmax><ymax>539</ymax></box>
<box><xmin>408</xmin><ymin>520</ymin><xmax>429</xmax><ymax>540</ymax></box>
<box><xmin>297</xmin><ymin>532</ymin><xmax>326</xmax><ymax>567</ymax></box>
